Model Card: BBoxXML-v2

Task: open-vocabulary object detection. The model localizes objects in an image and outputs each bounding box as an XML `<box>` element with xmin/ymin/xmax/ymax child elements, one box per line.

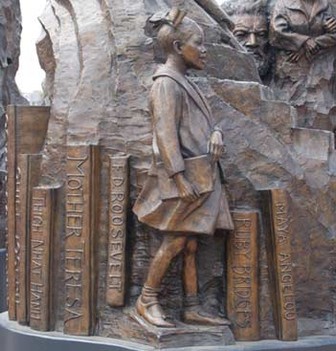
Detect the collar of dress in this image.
<box><xmin>153</xmin><ymin>66</ymin><xmax>212</xmax><ymax>121</ymax></box>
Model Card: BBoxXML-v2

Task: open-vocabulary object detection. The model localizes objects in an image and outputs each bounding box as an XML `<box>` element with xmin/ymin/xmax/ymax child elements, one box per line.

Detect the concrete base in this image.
<box><xmin>1</xmin><ymin>312</ymin><xmax>336</xmax><ymax>351</ymax></box>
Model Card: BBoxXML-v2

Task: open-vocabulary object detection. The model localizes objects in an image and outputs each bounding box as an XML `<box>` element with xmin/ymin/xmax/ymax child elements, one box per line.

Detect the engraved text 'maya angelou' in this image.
<box><xmin>261</xmin><ymin>188</ymin><xmax>298</xmax><ymax>341</ymax></box>
<box><xmin>274</xmin><ymin>201</ymin><xmax>296</xmax><ymax>323</ymax></box>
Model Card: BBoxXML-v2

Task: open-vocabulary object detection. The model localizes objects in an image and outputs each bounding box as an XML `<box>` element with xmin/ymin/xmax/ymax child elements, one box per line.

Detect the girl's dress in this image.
<box><xmin>133</xmin><ymin>66</ymin><xmax>234</xmax><ymax>235</ymax></box>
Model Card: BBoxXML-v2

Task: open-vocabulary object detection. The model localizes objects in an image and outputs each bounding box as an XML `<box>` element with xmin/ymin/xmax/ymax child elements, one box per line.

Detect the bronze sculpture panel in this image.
<box><xmin>3</xmin><ymin>1</ymin><xmax>336</xmax><ymax>349</ymax></box>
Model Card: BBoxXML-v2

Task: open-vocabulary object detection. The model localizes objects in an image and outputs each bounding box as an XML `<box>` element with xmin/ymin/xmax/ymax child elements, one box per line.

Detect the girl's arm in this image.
<box><xmin>151</xmin><ymin>77</ymin><xmax>185</xmax><ymax>177</ymax></box>
<box><xmin>151</xmin><ymin>77</ymin><xmax>199</xmax><ymax>201</ymax></box>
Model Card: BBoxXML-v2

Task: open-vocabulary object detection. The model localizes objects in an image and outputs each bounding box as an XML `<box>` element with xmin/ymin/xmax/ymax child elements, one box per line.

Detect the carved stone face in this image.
<box><xmin>232</xmin><ymin>14</ymin><xmax>270</xmax><ymax>77</ymax></box>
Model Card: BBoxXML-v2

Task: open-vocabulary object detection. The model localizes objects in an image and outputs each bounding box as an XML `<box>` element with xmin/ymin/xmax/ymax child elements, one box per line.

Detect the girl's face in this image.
<box><xmin>179</xmin><ymin>28</ymin><xmax>207</xmax><ymax>70</ymax></box>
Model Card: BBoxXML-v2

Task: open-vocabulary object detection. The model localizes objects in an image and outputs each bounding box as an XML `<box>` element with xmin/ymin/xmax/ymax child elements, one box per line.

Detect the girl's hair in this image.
<box><xmin>157</xmin><ymin>17</ymin><xmax>202</xmax><ymax>54</ymax></box>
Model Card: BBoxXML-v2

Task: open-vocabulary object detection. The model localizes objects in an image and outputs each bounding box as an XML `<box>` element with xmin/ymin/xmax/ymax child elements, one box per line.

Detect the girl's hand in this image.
<box><xmin>209</xmin><ymin>130</ymin><xmax>224</xmax><ymax>163</ymax></box>
<box><xmin>173</xmin><ymin>173</ymin><xmax>200</xmax><ymax>202</ymax></box>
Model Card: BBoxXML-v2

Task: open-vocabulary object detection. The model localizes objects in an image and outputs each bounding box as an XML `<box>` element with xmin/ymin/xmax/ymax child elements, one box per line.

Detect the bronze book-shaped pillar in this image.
<box><xmin>260</xmin><ymin>188</ymin><xmax>298</xmax><ymax>341</ymax></box>
<box><xmin>106</xmin><ymin>155</ymin><xmax>129</xmax><ymax>307</ymax></box>
<box><xmin>30</xmin><ymin>186</ymin><xmax>59</xmax><ymax>331</ymax></box>
<box><xmin>227</xmin><ymin>210</ymin><xmax>260</xmax><ymax>341</ymax></box>
<box><xmin>16</xmin><ymin>154</ymin><xmax>42</xmax><ymax>325</ymax></box>
<box><xmin>64</xmin><ymin>145</ymin><xmax>100</xmax><ymax>336</ymax></box>
<box><xmin>6</xmin><ymin>106</ymin><xmax>50</xmax><ymax>321</ymax></box>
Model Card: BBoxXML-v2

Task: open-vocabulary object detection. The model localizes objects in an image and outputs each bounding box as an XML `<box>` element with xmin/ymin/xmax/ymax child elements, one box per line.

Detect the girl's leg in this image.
<box><xmin>182</xmin><ymin>237</ymin><xmax>230</xmax><ymax>326</ymax></box>
<box><xmin>137</xmin><ymin>234</ymin><xmax>187</xmax><ymax>327</ymax></box>
<box><xmin>183</xmin><ymin>238</ymin><xmax>198</xmax><ymax>297</ymax></box>
<box><xmin>145</xmin><ymin>235</ymin><xmax>187</xmax><ymax>288</ymax></box>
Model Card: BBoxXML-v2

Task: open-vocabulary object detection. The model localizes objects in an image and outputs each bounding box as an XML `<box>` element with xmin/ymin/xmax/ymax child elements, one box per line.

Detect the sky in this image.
<box><xmin>16</xmin><ymin>0</ymin><xmax>225</xmax><ymax>95</ymax></box>
<box><xmin>16</xmin><ymin>0</ymin><xmax>47</xmax><ymax>94</ymax></box>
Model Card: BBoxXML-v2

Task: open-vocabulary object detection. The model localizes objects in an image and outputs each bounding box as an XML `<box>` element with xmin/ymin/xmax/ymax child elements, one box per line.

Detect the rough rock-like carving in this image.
<box><xmin>0</xmin><ymin>0</ymin><xmax>28</xmax><ymax>111</ymax></box>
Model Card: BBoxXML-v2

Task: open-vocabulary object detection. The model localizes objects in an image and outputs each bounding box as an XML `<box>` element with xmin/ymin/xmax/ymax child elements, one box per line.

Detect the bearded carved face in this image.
<box><xmin>232</xmin><ymin>14</ymin><xmax>270</xmax><ymax>78</ymax></box>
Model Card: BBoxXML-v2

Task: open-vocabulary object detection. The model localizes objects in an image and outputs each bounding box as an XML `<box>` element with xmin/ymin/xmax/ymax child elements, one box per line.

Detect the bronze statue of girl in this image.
<box><xmin>133</xmin><ymin>8</ymin><xmax>233</xmax><ymax>328</ymax></box>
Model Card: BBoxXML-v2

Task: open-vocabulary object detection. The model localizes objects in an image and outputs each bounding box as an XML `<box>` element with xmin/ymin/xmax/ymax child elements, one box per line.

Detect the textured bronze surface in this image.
<box><xmin>193</xmin><ymin>0</ymin><xmax>239</xmax><ymax>47</ymax></box>
<box><xmin>64</xmin><ymin>145</ymin><xmax>100</xmax><ymax>336</ymax></box>
<box><xmin>227</xmin><ymin>211</ymin><xmax>259</xmax><ymax>341</ymax></box>
<box><xmin>261</xmin><ymin>189</ymin><xmax>298</xmax><ymax>341</ymax></box>
<box><xmin>30</xmin><ymin>187</ymin><xmax>58</xmax><ymax>331</ymax></box>
<box><xmin>6</xmin><ymin>106</ymin><xmax>50</xmax><ymax>155</ymax></box>
<box><xmin>106</xmin><ymin>155</ymin><xmax>129</xmax><ymax>307</ymax></box>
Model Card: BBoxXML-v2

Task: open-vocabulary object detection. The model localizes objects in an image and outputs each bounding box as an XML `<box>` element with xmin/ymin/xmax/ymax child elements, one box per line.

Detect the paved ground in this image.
<box><xmin>1</xmin><ymin>312</ymin><xmax>336</xmax><ymax>351</ymax></box>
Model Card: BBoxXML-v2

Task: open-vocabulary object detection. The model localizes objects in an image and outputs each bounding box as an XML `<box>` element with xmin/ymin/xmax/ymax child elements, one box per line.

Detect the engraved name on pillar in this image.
<box><xmin>228</xmin><ymin>211</ymin><xmax>259</xmax><ymax>341</ymax></box>
<box><xmin>30</xmin><ymin>187</ymin><xmax>57</xmax><ymax>331</ymax></box>
<box><xmin>16</xmin><ymin>154</ymin><xmax>42</xmax><ymax>325</ymax></box>
<box><xmin>106</xmin><ymin>156</ymin><xmax>129</xmax><ymax>307</ymax></box>
<box><xmin>64</xmin><ymin>145</ymin><xmax>99</xmax><ymax>336</ymax></box>
<box><xmin>260</xmin><ymin>188</ymin><xmax>298</xmax><ymax>341</ymax></box>
<box><xmin>274</xmin><ymin>199</ymin><xmax>297</xmax><ymax>324</ymax></box>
